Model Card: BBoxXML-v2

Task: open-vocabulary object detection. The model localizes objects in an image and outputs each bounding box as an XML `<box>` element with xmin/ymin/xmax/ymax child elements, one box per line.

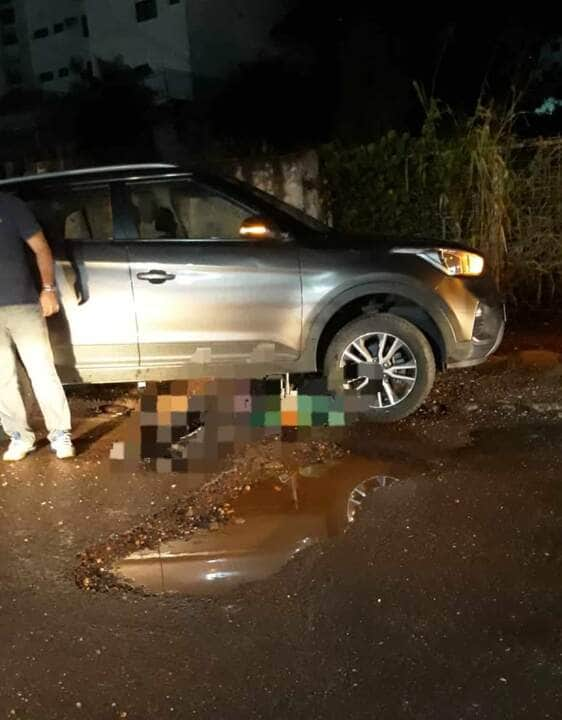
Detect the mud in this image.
<box><xmin>113</xmin><ymin>457</ymin><xmax>404</xmax><ymax>595</ymax></box>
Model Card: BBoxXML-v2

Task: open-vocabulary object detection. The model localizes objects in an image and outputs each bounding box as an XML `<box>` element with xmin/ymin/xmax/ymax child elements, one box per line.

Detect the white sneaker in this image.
<box><xmin>3</xmin><ymin>433</ymin><xmax>36</xmax><ymax>462</ymax></box>
<box><xmin>49</xmin><ymin>431</ymin><xmax>76</xmax><ymax>459</ymax></box>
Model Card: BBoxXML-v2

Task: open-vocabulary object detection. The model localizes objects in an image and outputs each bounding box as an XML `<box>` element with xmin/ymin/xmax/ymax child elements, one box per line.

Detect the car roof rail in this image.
<box><xmin>0</xmin><ymin>163</ymin><xmax>179</xmax><ymax>185</ymax></box>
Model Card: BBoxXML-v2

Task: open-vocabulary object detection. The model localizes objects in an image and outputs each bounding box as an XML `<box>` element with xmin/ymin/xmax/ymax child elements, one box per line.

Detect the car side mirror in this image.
<box><xmin>239</xmin><ymin>215</ymin><xmax>286</xmax><ymax>241</ymax></box>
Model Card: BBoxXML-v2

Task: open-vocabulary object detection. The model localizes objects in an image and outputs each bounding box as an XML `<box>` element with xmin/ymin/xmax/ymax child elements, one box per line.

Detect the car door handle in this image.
<box><xmin>136</xmin><ymin>270</ymin><xmax>176</xmax><ymax>284</ymax></box>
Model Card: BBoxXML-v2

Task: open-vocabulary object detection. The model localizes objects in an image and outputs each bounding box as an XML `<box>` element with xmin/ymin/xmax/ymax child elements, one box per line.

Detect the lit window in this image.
<box><xmin>136</xmin><ymin>0</ymin><xmax>157</xmax><ymax>23</ymax></box>
<box><xmin>39</xmin><ymin>71</ymin><xmax>54</xmax><ymax>82</ymax></box>
<box><xmin>33</xmin><ymin>27</ymin><xmax>49</xmax><ymax>39</ymax></box>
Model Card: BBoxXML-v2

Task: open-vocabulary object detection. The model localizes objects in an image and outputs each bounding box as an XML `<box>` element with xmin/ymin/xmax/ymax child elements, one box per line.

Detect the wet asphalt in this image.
<box><xmin>1</xmin><ymin>354</ymin><xmax>562</xmax><ymax>719</ymax></box>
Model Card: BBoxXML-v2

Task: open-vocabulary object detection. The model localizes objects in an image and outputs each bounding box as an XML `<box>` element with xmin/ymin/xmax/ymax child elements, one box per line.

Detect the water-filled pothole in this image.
<box><xmin>112</xmin><ymin>456</ymin><xmax>401</xmax><ymax>596</ymax></box>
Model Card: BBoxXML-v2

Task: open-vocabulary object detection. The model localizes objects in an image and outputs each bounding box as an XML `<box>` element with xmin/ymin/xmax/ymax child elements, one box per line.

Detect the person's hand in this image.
<box><xmin>40</xmin><ymin>290</ymin><xmax>60</xmax><ymax>317</ymax></box>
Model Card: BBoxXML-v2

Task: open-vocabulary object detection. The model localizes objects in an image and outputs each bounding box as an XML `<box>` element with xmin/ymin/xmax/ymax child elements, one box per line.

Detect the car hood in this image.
<box><xmin>319</xmin><ymin>231</ymin><xmax>472</xmax><ymax>254</ymax></box>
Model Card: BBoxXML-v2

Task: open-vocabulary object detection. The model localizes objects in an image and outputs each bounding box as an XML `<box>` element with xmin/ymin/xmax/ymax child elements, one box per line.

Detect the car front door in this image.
<box><xmin>122</xmin><ymin>178</ymin><xmax>302</xmax><ymax>375</ymax></box>
<box><xmin>24</xmin><ymin>182</ymin><xmax>139</xmax><ymax>383</ymax></box>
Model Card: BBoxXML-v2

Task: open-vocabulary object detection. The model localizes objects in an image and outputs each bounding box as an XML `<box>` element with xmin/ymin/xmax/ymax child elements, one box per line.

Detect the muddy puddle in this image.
<box><xmin>112</xmin><ymin>456</ymin><xmax>403</xmax><ymax>596</ymax></box>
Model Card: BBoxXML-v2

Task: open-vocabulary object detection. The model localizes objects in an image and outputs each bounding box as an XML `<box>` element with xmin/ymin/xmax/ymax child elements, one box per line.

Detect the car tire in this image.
<box><xmin>324</xmin><ymin>313</ymin><xmax>436</xmax><ymax>423</ymax></box>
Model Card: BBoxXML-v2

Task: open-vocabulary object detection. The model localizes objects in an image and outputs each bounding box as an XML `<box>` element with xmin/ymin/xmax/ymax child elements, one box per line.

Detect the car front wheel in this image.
<box><xmin>324</xmin><ymin>313</ymin><xmax>436</xmax><ymax>423</ymax></box>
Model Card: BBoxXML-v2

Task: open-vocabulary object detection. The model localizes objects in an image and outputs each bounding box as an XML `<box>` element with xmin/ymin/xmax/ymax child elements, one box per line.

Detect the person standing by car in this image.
<box><xmin>0</xmin><ymin>192</ymin><xmax>75</xmax><ymax>461</ymax></box>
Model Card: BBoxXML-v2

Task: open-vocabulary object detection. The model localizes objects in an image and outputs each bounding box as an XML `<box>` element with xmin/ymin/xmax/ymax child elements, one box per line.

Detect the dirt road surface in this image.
<box><xmin>2</xmin><ymin>320</ymin><xmax>562</xmax><ymax>719</ymax></box>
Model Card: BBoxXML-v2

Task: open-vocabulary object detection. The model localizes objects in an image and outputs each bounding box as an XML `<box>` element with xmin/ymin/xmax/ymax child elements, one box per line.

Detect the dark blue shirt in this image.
<box><xmin>0</xmin><ymin>193</ymin><xmax>41</xmax><ymax>307</ymax></box>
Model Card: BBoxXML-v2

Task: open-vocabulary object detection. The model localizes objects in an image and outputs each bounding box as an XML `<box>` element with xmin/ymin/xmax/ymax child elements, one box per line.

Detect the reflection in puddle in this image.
<box><xmin>113</xmin><ymin>457</ymin><xmax>401</xmax><ymax>596</ymax></box>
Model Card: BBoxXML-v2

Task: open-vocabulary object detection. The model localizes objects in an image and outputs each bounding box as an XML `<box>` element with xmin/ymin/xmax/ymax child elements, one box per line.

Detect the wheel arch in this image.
<box><xmin>301</xmin><ymin>283</ymin><xmax>456</xmax><ymax>373</ymax></box>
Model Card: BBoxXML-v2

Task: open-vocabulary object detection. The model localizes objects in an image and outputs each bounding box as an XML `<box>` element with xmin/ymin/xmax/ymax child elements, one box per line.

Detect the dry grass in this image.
<box><xmin>509</xmin><ymin>138</ymin><xmax>562</xmax><ymax>304</ymax></box>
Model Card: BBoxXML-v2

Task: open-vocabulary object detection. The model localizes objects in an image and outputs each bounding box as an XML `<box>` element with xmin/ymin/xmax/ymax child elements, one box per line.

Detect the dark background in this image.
<box><xmin>0</xmin><ymin>4</ymin><xmax>560</xmax><ymax>164</ymax></box>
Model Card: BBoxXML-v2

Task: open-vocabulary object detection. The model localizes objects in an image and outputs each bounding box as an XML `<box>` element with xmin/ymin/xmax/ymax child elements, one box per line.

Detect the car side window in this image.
<box><xmin>127</xmin><ymin>181</ymin><xmax>254</xmax><ymax>240</ymax></box>
<box><xmin>25</xmin><ymin>185</ymin><xmax>113</xmax><ymax>243</ymax></box>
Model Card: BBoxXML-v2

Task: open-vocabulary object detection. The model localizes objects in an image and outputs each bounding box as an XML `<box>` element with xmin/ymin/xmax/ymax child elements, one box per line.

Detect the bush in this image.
<box><xmin>320</xmin><ymin>93</ymin><xmax>562</xmax><ymax>302</ymax></box>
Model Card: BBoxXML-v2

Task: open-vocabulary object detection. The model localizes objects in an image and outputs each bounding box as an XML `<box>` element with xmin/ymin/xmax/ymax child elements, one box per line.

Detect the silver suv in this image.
<box><xmin>2</xmin><ymin>163</ymin><xmax>505</xmax><ymax>422</ymax></box>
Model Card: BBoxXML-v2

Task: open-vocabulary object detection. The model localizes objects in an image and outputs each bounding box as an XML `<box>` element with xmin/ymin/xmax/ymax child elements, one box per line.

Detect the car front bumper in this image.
<box><xmin>446</xmin><ymin>300</ymin><xmax>506</xmax><ymax>368</ymax></box>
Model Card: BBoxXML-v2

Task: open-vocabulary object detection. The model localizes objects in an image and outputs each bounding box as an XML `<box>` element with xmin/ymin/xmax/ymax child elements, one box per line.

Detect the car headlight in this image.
<box><xmin>392</xmin><ymin>247</ymin><xmax>485</xmax><ymax>277</ymax></box>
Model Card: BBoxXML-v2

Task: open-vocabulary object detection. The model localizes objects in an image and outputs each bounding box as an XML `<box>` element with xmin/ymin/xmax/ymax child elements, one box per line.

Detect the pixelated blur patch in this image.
<box><xmin>265</xmin><ymin>411</ymin><xmax>281</xmax><ymax>427</ymax></box>
<box><xmin>328</xmin><ymin>411</ymin><xmax>345</xmax><ymax>426</ymax></box>
<box><xmin>298</xmin><ymin>395</ymin><xmax>313</xmax><ymax>413</ymax></box>
<box><xmin>234</xmin><ymin>394</ymin><xmax>251</xmax><ymax>413</ymax></box>
<box><xmin>312</xmin><ymin>395</ymin><xmax>329</xmax><ymax>413</ymax></box>
<box><xmin>251</xmin><ymin>411</ymin><xmax>265</xmax><ymax>427</ymax></box>
<box><xmin>281</xmin><ymin>410</ymin><xmax>298</xmax><ymax>426</ymax></box>
<box><xmin>110</xmin><ymin>441</ymin><xmax>125</xmax><ymax>461</ymax></box>
<box><xmin>111</xmin><ymin>377</ymin><xmax>364</xmax><ymax>473</ymax></box>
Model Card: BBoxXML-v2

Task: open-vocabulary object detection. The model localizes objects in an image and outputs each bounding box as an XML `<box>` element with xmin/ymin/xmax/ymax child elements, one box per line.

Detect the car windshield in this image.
<box><xmin>221</xmin><ymin>175</ymin><xmax>330</xmax><ymax>233</ymax></box>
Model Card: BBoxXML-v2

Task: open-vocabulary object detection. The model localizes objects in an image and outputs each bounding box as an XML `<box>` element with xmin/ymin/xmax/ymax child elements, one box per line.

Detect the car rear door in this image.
<box><xmin>121</xmin><ymin>177</ymin><xmax>301</xmax><ymax>374</ymax></box>
<box><xmin>24</xmin><ymin>181</ymin><xmax>139</xmax><ymax>383</ymax></box>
